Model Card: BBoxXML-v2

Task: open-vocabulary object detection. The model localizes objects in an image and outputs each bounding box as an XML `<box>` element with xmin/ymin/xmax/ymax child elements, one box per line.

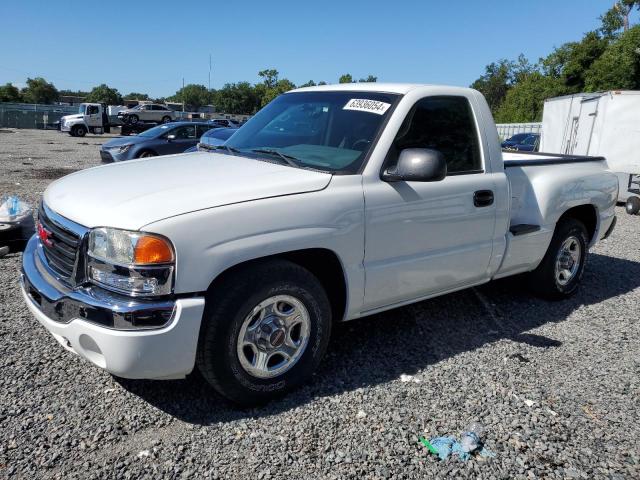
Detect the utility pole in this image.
<box><xmin>182</xmin><ymin>77</ymin><xmax>185</xmax><ymax>112</ymax></box>
<box><xmin>208</xmin><ymin>53</ymin><xmax>212</xmax><ymax>92</ymax></box>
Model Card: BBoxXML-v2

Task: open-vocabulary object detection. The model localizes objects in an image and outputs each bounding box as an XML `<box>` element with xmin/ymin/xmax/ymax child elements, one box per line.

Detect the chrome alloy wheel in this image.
<box><xmin>555</xmin><ymin>236</ymin><xmax>582</xmax><ymax>286</ymax></box>
<box><xmin>236</xmin><ymin>295</ymin><xmax>311</xmax><ymax>379</ymax></box>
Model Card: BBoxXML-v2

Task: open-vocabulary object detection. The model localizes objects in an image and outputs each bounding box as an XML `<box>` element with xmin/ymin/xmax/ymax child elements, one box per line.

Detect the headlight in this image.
<box><xmin>87</xmin><ymin>228</ymin><xmax>175</xmax><ymax>296</ymax></box>
<box><xmin>107</xmin><ymin>144</ymin><xmax>133</xmax><ymax>154</ymax></box>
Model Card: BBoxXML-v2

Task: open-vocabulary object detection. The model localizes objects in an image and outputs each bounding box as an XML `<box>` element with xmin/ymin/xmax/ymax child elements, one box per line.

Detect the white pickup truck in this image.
<box><xmin>21</xmin><ymin>84</ymin><xmax>618</xmax><ymax>405</ymax></box>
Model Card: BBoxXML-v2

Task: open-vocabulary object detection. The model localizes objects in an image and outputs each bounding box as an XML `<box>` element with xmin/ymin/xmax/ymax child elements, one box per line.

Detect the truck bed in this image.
<box><xmin>502</xmin><ymin>150</ymin><xmax>606</xmax><ymax>167</ymax></box>
<box><xmin>494</xmin><ymin>149</ymin><xmax>615</xmax><ymax>279</ymax></box>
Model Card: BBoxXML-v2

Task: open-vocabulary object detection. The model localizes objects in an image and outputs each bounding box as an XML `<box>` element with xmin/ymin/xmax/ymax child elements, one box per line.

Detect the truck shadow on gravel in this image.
<box><xmin>115</xmin><ymin>252</ymin><xmax>640</xmax><ymax>423</ymax></box>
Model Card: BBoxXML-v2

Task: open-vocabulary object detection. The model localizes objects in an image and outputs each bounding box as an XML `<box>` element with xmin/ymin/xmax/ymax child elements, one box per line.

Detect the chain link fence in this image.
<box><xmin>0</xmin><ymin>103</ymin><xmax>78</xmax><ymax>129</ymax></box>
<box><xmin>496</xmin><ymin>122</ymin><xmax>542</xmax><ymax>141</ymax></box>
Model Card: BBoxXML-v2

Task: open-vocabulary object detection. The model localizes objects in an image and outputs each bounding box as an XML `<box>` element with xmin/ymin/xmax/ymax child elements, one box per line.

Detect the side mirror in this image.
<box><xmin>382</xmin><ymin>148</ymin><xmax>447</xmax><ymax>182</ymax></box>
<box><xmin>166</xmin><ymin>134</ymin><xmax>176</xmax><ymax>141</ymax></box>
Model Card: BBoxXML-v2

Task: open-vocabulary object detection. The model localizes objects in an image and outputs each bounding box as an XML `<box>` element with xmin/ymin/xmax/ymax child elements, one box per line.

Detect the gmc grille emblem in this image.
<box><xmin>37</xmin><ymin>222</ymin><xmax>54</xmax><ymax>247</ymax></box>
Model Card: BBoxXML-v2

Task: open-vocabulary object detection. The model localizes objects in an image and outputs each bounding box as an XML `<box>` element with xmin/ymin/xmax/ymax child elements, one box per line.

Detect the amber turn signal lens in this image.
<box><xmin>133</xmin><ymin>236</ymin><xmax>174</xmax><ymax>264</ymax></box>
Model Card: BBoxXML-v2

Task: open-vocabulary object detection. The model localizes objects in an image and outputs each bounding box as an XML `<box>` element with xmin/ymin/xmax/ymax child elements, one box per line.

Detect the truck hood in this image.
<box><xmin>61</xmin><ymin>114</ymin><xmax>83</xmax><ymax>121</ymax></box>
<box><xmin>43</xmin><ymin>152</ymin><xmax>333</xmax><ymax>230</ymax></box>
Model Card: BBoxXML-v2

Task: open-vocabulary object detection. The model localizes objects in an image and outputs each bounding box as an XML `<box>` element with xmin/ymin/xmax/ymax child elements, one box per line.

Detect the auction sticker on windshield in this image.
<box><xmin>343</xmin><ymin>99</ymin><xmax>391</xmax><ymax>115</ymax></box>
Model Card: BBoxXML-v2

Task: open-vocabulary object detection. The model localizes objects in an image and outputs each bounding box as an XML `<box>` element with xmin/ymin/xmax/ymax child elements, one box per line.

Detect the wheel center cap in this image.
<box><xmin>269</xmin><ymin>329</ymin><xmax>285</xmax><ymax>347</ymax></box>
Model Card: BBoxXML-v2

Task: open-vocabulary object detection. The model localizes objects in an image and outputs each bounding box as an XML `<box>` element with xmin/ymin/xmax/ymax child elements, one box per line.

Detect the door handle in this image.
<box><xmin>474</xmin><ymin>190</ymin><xmax>494</xmax><ymax>207</ymax></box>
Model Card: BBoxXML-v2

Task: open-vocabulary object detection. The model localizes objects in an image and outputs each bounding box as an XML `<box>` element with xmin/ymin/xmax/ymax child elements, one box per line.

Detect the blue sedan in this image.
<box><xmin>184</xmin><ymin>127</ymin><xmax>239</xmax><ymax>153</ymax></box>
<box><xmin>100</xmin><ymin>122</ymin><xmax>214</xmax><ymax>162</ymax></box>
<box><xmin>502</xmin><ymin>133</ymin><xmax>540</xmax><ymax>151</ymax></box>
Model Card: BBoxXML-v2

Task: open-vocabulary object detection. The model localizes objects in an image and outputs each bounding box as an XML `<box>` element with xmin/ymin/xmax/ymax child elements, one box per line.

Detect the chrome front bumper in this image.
<box><xmin>21</xmin><ymin>235</ymin><xmax>206</xmax><ymax>379</ymax></box>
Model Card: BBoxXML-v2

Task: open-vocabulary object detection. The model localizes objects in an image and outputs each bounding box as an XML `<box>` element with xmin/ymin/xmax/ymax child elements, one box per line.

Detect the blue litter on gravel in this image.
<box><xmin>425</xmin><ymin>435</ymin><xmax>496</xmax><ymax>461</ymax></box>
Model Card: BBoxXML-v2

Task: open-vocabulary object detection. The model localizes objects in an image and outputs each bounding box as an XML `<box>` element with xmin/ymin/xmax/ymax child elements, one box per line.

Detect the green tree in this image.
<box><xmin>338</xmin><ymin>73</ymin><xmax>353</xmax><ymax>83</ymax></box>
<box><xmin>59</xmin><ymin>89</ymin><xmax>89</xmax><ymax>98</ymax></box>
<box><xmin>260</xmin><ymin>79</ymin><xmax>296</xmax><ymax>107</ymax></box>
<box><xmin>299</xmin><ymin>80</ymin><xmax>316</xmax><ymax>88</ymax></box>
<box><xmin>171</xmin><ymin>84</ymin><xmax>210</xmax><ymax>111</ymax></box>
<box><xmin>86</xmin><ymin>84</ymin><xmax>123</xmax><ymax>105</ymax></box>
<box><xmin>258</xmin><ymin>69</ymin><xmax>279</xmax><ymax>89</ymax></box>
<box><xmin>21</xmin><ymin>77</ymin><xmax>59</xmax><ymax>104</ymax></box>
<box><xmin>600</xmin><ymin>4</ymin><xmax>626</xmax><ymax>37</ymax></box>
<box><xmin>584</xmin><ymin>25</ymin><xmax>640</xmax><ymax>91</ymax></box>
<box><xmin>542</xmin><ymin>31</ymin><xmax>609</xmax><ymax>91</ymax></box>
<box><xmin>358</xmin><ymin>75</ymin><xmax>378</xmax><ymax>82</ymax></box>
<box><xmin>495</xmin><ymin>72</ymin><xmax>567</xmax><ymax>123</ymax></box>
<box><xmin>619</xmin><ymin>0</ymin><xmax>640</xmax><ymax>31</ymax></box>
<box><xmin>124</xmin><ymin>92</ymin><xmax>150</xmax><ymax>101</ymax></box>
<box><xmin>213</xmin><ymin>82</ymin><xmax>261</xmax><ymax>114</ymax></box>
<box><xmin>0</xmin><ymin>83</ymin><xmax>22</xmax><ymax>102</ymax></box>
<box><xmin>470</xmin><ymin>60</ymin><xmax>513</xmax><ymax>114</ymax></box>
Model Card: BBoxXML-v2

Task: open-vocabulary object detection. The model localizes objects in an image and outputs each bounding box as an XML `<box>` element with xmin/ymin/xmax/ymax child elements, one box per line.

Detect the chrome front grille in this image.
<box><xmin>38</xmin><ymin>205</ymin><xmax>83</xmax><ymax>280</ymax></box>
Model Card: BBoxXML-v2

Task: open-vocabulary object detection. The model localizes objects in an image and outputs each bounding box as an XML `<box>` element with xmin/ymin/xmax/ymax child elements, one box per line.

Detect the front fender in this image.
<box><xmin>142</xmin><ymin>176</ymin><xmax>366</xmax><ymax>318</ymax></box>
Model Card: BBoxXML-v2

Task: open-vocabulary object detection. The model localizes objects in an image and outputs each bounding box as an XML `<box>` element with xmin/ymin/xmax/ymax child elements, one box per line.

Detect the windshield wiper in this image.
<box><xmin>205</xmin><ymin>144</ymin><xmax>241</xmax><ymax>155</ymax></box>
<box><xmin>250</xmin><ymin>148</ymin><xmax>301</xmax><ymax>168</ymax></box>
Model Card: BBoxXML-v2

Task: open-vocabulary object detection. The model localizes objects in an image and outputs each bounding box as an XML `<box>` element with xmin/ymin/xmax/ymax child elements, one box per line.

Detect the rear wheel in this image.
<box><xmin>196</xmin><ymin>259</ymin><xmax>332</xmax><ymax>406</ymax></box>
<box><xmin>625</xmin><ymin>196</ymin><xmax>640</xmax><ymax>215</ymax></box>
<box><xmin>161</xmin><ymin>115</ymin><xmax>171</xmax><ymax>123</ymax></box>
<box><xmin>527</xmin><ymin>218</ymin><xmax>588</xmax><ymax>300</ymax></box>
<box><xmin>137</xmin><ymin>150</ymin><xmax>157</xmax><ymax>158</ymax></box>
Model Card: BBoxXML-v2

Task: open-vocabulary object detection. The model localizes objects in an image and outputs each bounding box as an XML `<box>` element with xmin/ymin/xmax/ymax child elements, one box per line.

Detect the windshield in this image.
<box><xmin>225</xmin><ymin>91</ymin><xmax>399</xmax><ymax>173</ymax></box>
<box><xmin>78</xmin><ymin>105</ymin><xmax>86</xmax><ymax>114</ymax></box>
<box><xmin>137</xmin><ymin>124</ymin><xmax>174</xmax><ymax>138</ymax></box>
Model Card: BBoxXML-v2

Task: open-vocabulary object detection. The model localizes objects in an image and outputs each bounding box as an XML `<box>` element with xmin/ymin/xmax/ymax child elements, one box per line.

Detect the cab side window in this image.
<box><xmin>87</xmin><ymin>105</ymin><xmax>99</xmax><ymax>115</ymax></box>
<box><xmin>393</xmin><ymin>96</ymin><xmax>482</xmax><ymax>174</ymax></box>
<box><xmin>172</xmin><ymin>125</ymin><xmax>196</xmax><ymax>139</ymax></box>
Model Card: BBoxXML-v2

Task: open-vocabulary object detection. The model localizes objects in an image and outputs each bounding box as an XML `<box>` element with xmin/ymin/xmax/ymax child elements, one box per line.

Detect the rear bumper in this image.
<box><xmin>21</xmin><ymin>235</ymin><xmax>206</xmax><ymax>379</ymax></box>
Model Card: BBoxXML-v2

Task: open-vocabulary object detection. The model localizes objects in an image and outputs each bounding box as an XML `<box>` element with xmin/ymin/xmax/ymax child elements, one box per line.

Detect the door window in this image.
<box><xmin>196</xmin><ymin>124</ymin><xmax>213</xmax><ymax>137</ymax></box>
<box><xmin>170</xmin><ymin>125</ymin><xmax>196</xmax><ymax>139</ymax></box>
<box><xmin>392</xmin><ymin>96</ymin><xmax>482</xmax><ymax>174</ymax></box>
<box><xmin>87</xmin><ymin>105</ymin><xmax>99</xmax><ymax>115</ymax></box>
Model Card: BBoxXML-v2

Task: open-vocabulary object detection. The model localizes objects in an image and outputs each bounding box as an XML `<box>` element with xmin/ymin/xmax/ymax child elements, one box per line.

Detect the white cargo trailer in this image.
<box><xmin>540</xmin><ymin>91</ymin><xmax>640</xmax><ymax>202</ymax></box>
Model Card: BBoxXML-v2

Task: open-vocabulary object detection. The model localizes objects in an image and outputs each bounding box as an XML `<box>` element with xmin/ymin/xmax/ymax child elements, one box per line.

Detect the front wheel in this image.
<box><xmin>73</xmin><ymin>125</ymin><xmax>87</xmax><ymax>137</ymax></box>
<box><xmin>196</xmin><ymin>259</ymin><xmax>332</xmax><ymax>406</ymax></box>
<box><xmin>129</xmin><ymin>114</ymin><xmax>139</xmax><ymax>124</ymax></box>
<box><xmin>625</xmin><ymin>196</ymin><xmax>640</xmax><ymax>215</ymax></box>
<box><xmin>527</xmin><ymin>218</ymin><xmax>588</xmax><ymax>300</ymax></box>
<box><xmin>137</xmin><ymin>150</ymin><xmax>157</xmax><ymax>158</ymax></box>
<box><xmin>161</xmin><ymin>115</ymin><xmax>172</xmax><ymax>123</ymax></box>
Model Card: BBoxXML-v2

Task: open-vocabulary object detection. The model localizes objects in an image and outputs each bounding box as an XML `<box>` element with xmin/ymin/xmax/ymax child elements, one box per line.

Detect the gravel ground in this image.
<box><xmin>1</xmin><ymin>129</ymin><xmax>639</xmax><ymax>479</ymax></box>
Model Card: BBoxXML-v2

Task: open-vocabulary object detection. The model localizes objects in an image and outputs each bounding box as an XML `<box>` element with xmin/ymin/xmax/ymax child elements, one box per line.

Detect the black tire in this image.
<box><xmin>137</xmin><ymin>150</ymin><xmax>157</xmax><ymax>158</ymax></box>
<box><xmin>73</xmin><ymin>125</ymin><xmax>87</xmax><ymax>137</ymax></box>
<box><xmin>129</xmin><ymin>114</ymin><xmax>139</xmax><ymax>124</ymax></box>
<box><xmin>196</xmin><ymin>259</ymin><xmax>332</xmax><ymax>406</ymax></box>
<box><xmin>625</xmin><ymin>196</ymin><xmax>640</xmax><ymax>215</ymax></box>
<box><xmin>527</xmin><ymin>218</ymin><xmax>589</xmax><ymax>300</ymax></box>
<box><xmin>161</xmin><ymin>115</ymin><xmax>171</xmax><ymax>123</ymax></box>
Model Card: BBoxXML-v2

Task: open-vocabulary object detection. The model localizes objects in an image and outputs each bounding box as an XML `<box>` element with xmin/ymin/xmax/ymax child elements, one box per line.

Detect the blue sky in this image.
<box><xmin>0</xmin><ymin>1</ymin><xmax>633</xmax><ymax>97</ymax></box>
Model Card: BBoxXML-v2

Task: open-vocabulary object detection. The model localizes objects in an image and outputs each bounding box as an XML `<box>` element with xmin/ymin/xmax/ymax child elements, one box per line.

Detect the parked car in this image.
<box><xmin>208</xmin><ymin>118</ymin><xmax>240</xmax><ymax>128</ymax></box>
<box><xmin>21</xmin><ymin>84</ymin><xmax>617</xmax><ymax>406</ymax></box>
<box><xmin>501</xmin><ymin>132</ymin><xmax>535</xmax><ymax>149</ymax></box>
<box><xmin>504</xmin><ymin>133</ymin><xmax>540</xmax><ymax>152</ymax></box>
<box><xmin>100</xmin><ymin>122</ymin><xmax>212</xmax><ymax>161</ymax></box>
<box><xmin>117</xmin><ymin>104</ymin><xmax>175</xmax><ymax>125</ymax></box>
<box><xmin>184</xmin><ymin>127</ymin><xmax>238</xmax><ymax>153</ymax></box>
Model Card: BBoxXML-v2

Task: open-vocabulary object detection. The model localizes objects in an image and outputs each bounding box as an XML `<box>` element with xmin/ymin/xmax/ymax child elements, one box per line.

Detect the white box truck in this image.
<box><xmin>540</xmin><ymin>91</ymin><xmax>640</xmax><ymax>205</ymax></box>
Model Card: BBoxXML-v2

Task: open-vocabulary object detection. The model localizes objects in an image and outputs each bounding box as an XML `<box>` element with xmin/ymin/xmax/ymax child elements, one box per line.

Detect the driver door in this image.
<box><xmin>160</xmin><ymin>124</ymin><xmax>197</xmax><ymax>154</ymax></box>
<box><xmin>362</xmin><ymin>95</ymin><xmax>497</xmax><ymax>311</ymax></box>
<box><xmin>85</xmin><ymin>105</ymin><xmax>102</xmax><ymax>128</ymax></box>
